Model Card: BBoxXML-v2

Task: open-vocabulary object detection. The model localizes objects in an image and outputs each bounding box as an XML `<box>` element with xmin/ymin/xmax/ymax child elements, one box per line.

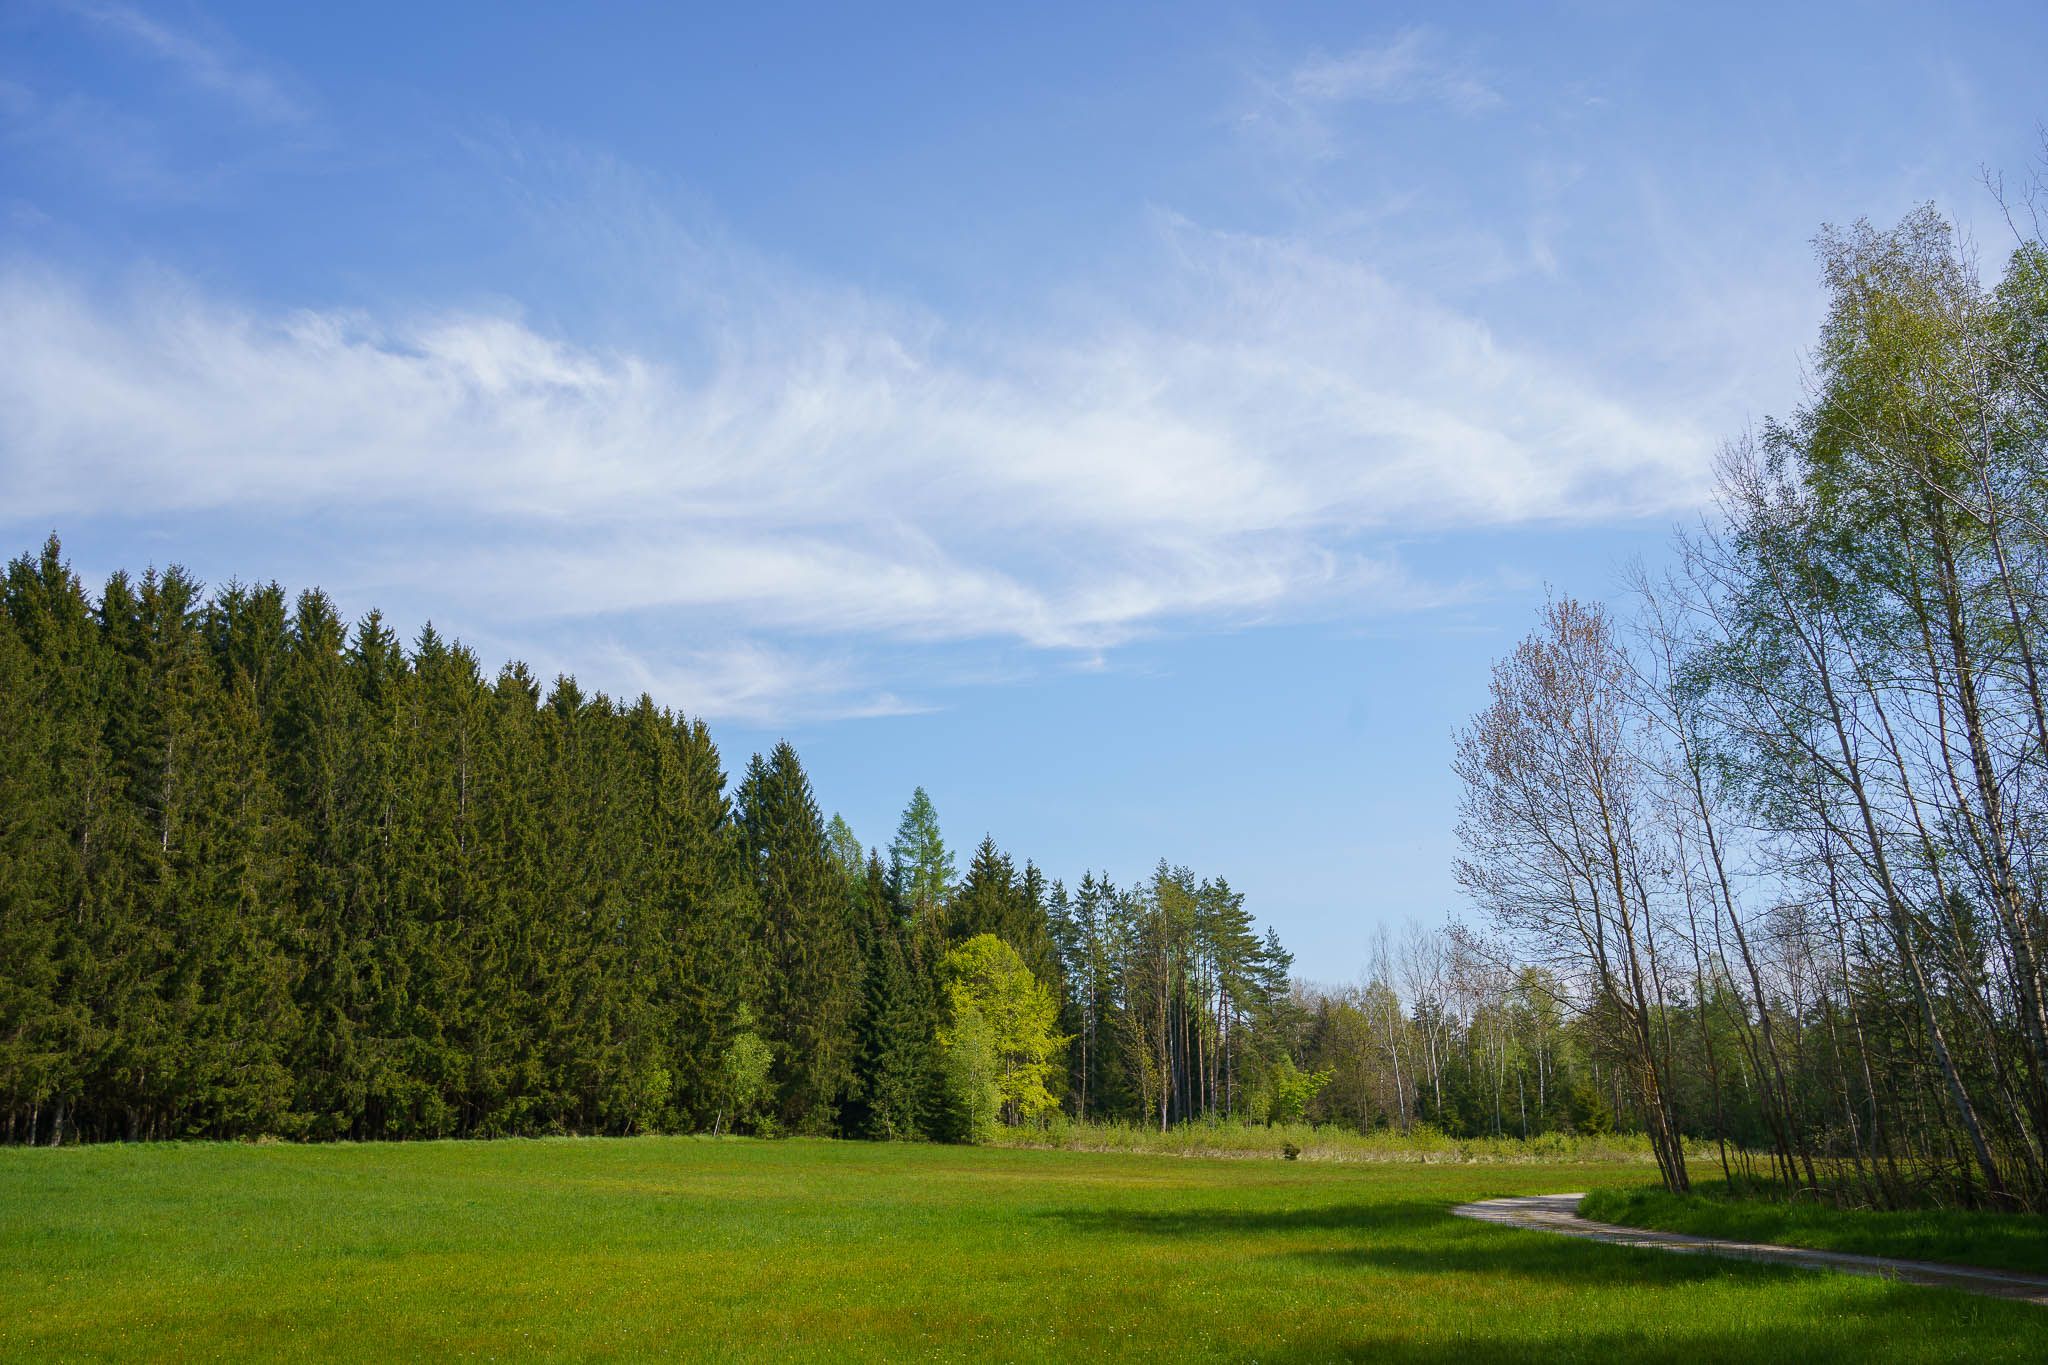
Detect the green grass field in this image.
<box><xmin>2</xmin><ymin>1138</ymin><xmax>2040</xmax><ymax>1362</ymax></box>
<box><xmin>1579</xmin><ymin>1182</ymin><xmax>2048</xmax><ymax>1276</ymax></box>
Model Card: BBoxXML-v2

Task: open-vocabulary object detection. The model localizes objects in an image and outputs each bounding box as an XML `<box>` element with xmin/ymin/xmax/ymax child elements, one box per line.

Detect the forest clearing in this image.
<box><xmin>1</xmin><ymin>1138</ymin><xmax>2041</xmax><ymax>1363</ymax></box>
<box><xmin>8</xmin><ymin>5</ymin><xmax>2048</xmax><ymax>1362</ymax></box>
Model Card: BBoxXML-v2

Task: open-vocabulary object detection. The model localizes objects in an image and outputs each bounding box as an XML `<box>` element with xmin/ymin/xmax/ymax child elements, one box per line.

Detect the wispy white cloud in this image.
<box><xmin>1290</xmin><ymin>29</ymin><xmax>1503</xmax><ymax>115</ymax></box>
<box><xmin>61</xmin><ymin>1</ymin><xmax>306</xmax><ymax>123</ymax></box>
<box><xmin>0</xmin><ymin>201</ymin><xmax>1711</xmax><ymax>717</ymax></box>
<box><xmin>594</xmin><ymin>639</ymin><xmax>929</xmax><ymax>728</ymax></box>
<box><xmin>1236</xmin><ymin>28</ymin><xmax>1501</xmax><ymax>164</ymax></box>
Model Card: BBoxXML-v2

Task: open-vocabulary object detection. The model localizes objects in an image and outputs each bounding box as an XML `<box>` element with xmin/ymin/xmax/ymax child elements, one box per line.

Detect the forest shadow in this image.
<box><xmin>1223</xmin><ymin>1299</ymin><xmax>2021</xmax><ymax>1365</ymax></box>
<box><xmin>1040</xmin><ymin>1199</ymin><xmax>1733</xmax><ymax>1287</ymax></box>
<box><xmin>1039</xmin><ymin>1199</ymin><xmax>1445</xmax><ymax>1241</ymax></box>
<box><xmin>1035</xmin><ymin>1199</ymin><xmax>2039</xmax><ymax>1361</ymax></box>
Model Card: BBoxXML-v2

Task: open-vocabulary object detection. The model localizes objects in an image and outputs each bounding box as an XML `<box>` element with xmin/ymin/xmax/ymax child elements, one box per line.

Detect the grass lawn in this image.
<box><xmin>1</xmin><ymin>1138</ymin><xmax>2040</xmax><ymax>1362</ymax></box>
<box><xmin>1579</xmin><ymin>1182</ymin><xmax>2048</xmax><ymax>1277</ymax></box>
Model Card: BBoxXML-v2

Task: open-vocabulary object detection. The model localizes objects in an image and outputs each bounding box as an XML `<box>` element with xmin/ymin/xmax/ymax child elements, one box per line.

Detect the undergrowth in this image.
<box><xmin>991</xmin><ymin>1117</ymin><xmax>1713</xmax><ymax>1165</ymax></box>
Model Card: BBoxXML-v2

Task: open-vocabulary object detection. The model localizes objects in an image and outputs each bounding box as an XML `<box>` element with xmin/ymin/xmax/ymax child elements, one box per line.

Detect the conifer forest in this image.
<box><xmin>0</xmin><ymin>537</ymin><xmax>1309</xmax><ymax>1148</ymax></box>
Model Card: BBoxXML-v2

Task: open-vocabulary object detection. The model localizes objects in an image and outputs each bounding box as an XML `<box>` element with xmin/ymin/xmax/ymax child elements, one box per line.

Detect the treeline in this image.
<box><xmin>0</xmin><ymin>544</ymin><xmax>1300</xmax><ymax>1144</ymax></box>
<box><xmin>1283</xmin><ymin>933</ymin><xmax>1589</xmax><ymax>1142</ymax></box>
<box><xmin>1451</xmin><ymin>200</ymin><xmax>2048</xmax><ymax>1210</ymax></box>
<box><xmin>1050</xmin><ymin>867</ymin><xmax>1296</xmax><ymax>1128</ymax></box>
<box><xmin>1278</xmin><ymin>925</ymin><xmax>1910</xmax><ymax>1155</ymax></box>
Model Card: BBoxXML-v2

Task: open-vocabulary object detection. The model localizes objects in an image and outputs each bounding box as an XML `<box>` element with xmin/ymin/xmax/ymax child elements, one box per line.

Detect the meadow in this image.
<box><xmin>1</xmin><ymin>1138</ymin><xmax>2041</xmax><ymax>1362</ymax></box>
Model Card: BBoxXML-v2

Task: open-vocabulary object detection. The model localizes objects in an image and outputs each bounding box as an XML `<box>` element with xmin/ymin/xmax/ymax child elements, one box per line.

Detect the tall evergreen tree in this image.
<box><xmin>6</xmin><ymin>539</ymin><xmax>136</xmax><ymax>1145</ymax></box>
<box><xmin>736</xmin><ymin>742</ymin><xmax>860</xmax><ymax>1132</ymax></box>
<box><xmin>0</xmin><ymin>545</ymin><xmax>85</xmax><ymax>1145</ymax></box>
<box><xmin>654</xmin><ymin>711</ymin><xmax>763</xmax><ymax>1130</ymax></box>
<box><xmin>948</xmin><ymin>837</ymin><xmax>1060</xmax><ymax>988</ymax></box>
<box><xmin>825</xmin><ymin>813</ymin><xmax>863</xmax><ymax>882</ymax></box>
<box><xmin>0</xmin><ymin>536</ymin><xmax>1310</xmax><ymax>1149</ymax></box>
<box><xmin>888</xmin><ymin>787</ymin><xmax>956</xmax><ymax>930</ymax></box>
<box><xmin>848</xmin><ymin>855</ymin><xmax>940</xmax><ymax>1139</ymax></box>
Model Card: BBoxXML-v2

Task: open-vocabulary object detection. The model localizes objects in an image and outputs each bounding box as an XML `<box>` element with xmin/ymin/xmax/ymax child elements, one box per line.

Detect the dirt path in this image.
<box><xmin>1451</xmin><ymin>1193</ymin><xmax>2048</xmax><ymax>1306</ymax></box>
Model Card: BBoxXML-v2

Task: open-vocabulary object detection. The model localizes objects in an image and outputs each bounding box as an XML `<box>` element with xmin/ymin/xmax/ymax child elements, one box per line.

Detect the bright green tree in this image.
<box><xmin>714</xmin><ymin>1004</ymin><xmax>773</xmax><ymax>1136</ymax></box>
<box><xmin>1265</xmin><ymin>1055</ymin><xmax>1333</xmax><ymax>1125</ymax></box>
<box><xmin>940</xmin><ymin>993</ymin><xmax>1001</xmax><ymax>1143</ymax></box>
<box><xmin>937</xmin><ymin>934</ymin><xmax>1066</xmax><ymax>1139</ymax></box>
<box><xmin>825</xmin><ymin>813</ymin><xmax>863</xmax><ymax>882</ymax></box>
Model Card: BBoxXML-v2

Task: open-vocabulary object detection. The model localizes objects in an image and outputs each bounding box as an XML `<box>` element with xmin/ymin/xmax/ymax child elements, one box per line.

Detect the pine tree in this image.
<box><xmin>736</xmin><ymin>742</ymin><xmax>860</xmax><ymax>1133</ymax></box>
<box><xmin>389</xmin><ymin>624</ymin><xmax>475</xmax><ymax>1136</ymax></box>
<box><xmin>825</xmin><ymin>813</ymin><xmax>863</xmax><ymax>882</ymax></box>
<box><xmin>848</xmin><ymin>855</ymin><xmax>939</xmax><ymax>1139</ymax></box>
<box><xmin>98</xmin><ymin>565</ymin><xmax>298</xmax><ymax>1138</ymax></box>
<box><xmin>655</xmin><ymin>712</ymin><xmax>762</xmax><ymax>1130</ymax></box>
<box><xmin>275</xmin><ymin>588</ymin><xmax>382</xmax><ymax>1138</ymax></box>
<box><xmin>3</xmin><ymin>538</ymin><xmax>135</xmax><ymax>1145</ymax></box>
<box><xmin>0</xmin><ymin>563</ymin><xmax>63</xmax><ymax>1144</ymax></box>
<box><xmin>888</xmin><ymin>787</ymin><xmax>955</xmax><ymax>931</ymax></box>
<box><xmin>0</xmin><ymin>535</ymin><xmax>1312</xmax><ymax>1150</ymax></box>
<box><xmin>948</xmin><ymin>837</ymin><xmax>1060</xmax><ymax>986</ymax></box>
<box><xmin>467</xmin><ymin>657</ymin><xmax>547</xmax><ymax>1135</ymax></box>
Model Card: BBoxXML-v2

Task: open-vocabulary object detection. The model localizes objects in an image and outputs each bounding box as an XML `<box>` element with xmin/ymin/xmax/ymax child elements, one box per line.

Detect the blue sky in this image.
<box><xmin>4</xmin><ymin>1</ymin><xmax>2045</xmax><ymax>979</ymax></box>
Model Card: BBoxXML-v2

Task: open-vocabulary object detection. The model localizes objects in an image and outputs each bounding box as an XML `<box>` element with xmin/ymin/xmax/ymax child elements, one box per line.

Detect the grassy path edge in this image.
<box><xmin>1453</xmin><ymin>1194</ymin><xmax>2048</xmax><ymax>1306</ymax></box>
<box><xmin>1577</xmin><ymin>1185</ymin><xmax>2048</xmax><ymax>1277</ymax></box>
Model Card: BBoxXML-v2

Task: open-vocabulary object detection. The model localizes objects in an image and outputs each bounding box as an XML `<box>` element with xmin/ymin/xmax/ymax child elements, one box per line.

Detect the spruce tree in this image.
<box><xmin>469</xmin><ymin>658</ymin><xmax>547</xmax><ymax>1135</ymax></box>
<box><xmin>655</xmin><ymin>712</ymin><xmax>762</xmax><ymax>1131</ymax></box>
<box><xmin>887</xmin><ymin>787</ymin><xmax>956</xmax><ymax>931</ymax></box>
<box><xmin>1</xmin><ymin>536</ymin><xmax>1318</xmax><ymax>1149</ymax></box>
<box><xmin>736</xmin><ymin>742</ymin><xmax>860</xmax><ymax>1133</ymax></box>
<box><xmin>949</xmin><ymin>837</ymin><xmax>1061</xmax><ymax>988</ymax></box>
<box><xmin>4</xmin><ymin>539</ymin><xmax>136</xmax><ymax>1144</ymax></box>
<box><xmin>849</xmin><ymin>854</ymin><xmax>939</xmax><ymax>1139</ymax></box>
<box><xmin>275</xmin><ymin>589</ymin><xmax>383</xmax><ymax>1137</ymax></box>
<box><xmin>826</xmin><ymin>813</ymin><xmax>862</xmax><ymax>882</ymax></box>
<box><xmin>0</xmin><ymin>564</ymin><xmax>63</xmax><ymax>1144</ymax></box>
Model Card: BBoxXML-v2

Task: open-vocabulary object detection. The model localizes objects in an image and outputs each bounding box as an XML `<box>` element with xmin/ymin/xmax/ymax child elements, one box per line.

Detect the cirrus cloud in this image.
<box><xmin>0</xmin><ymin>211</ymin><xmax>1713</xmax><ymax>717</ymax></box>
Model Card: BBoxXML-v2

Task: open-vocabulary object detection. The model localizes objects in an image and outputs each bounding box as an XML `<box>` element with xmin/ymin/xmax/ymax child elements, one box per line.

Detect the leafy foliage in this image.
<box><xmin>938</xmin><ymin>934</ymin><xmax>1067</xmax><ymax>1139</ymax></box>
